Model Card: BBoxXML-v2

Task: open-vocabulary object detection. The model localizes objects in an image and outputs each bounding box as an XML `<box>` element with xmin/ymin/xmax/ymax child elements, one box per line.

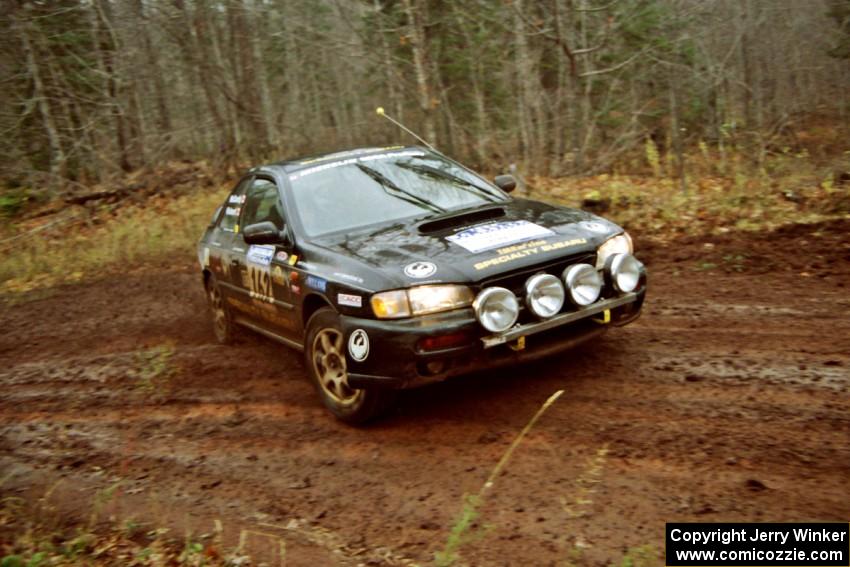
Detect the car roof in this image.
<box><xmin>255</xmin><ymin>145</ymin><xmax>428</xmax><ymax>175</ymax></box>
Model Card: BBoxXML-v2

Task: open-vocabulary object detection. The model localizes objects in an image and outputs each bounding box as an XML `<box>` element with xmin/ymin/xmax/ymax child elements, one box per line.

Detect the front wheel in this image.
<box><xmin>206</xmin><ymin>274</ymin><xmax>236</xmax><ymax>344</ymax></box>
<box><xmin>305</xmin><ymin>307</ymin><xmax>394</xmax><ymax>424</ymax></box>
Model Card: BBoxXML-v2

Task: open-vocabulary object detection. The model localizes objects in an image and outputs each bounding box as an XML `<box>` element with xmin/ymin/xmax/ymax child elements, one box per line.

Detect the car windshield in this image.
<box><xmin>288</xmin><ymin>150</ymin><xmax>509</xmax><ymax>237</ymax></box>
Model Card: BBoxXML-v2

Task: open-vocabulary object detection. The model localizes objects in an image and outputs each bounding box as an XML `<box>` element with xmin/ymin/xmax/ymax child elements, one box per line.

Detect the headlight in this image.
<box><xmin>408</xmin><ymin>285</ymin><xmax>474</xmax><ymax>316</ymax></box>
<box><xmin>596</xmin><ymin>232</ymin><xmax>633</xmax><ymax>269</ymax></box>
<box><xmin>371</xmin><ymin>290</ymin><xmax>410</xmax><ymax>319</ymax></box>
<box><xmin>524</xmin><ymin>274</ymin><xmax>565</xmax><ymax>319</ymax></box>
<box><xmin>606</xmin><ymin>253</ymin><xmax>643</xmax><ymax>293</ymax></box>
<box><xmin>563</xmin><ymin>263</ymin><xmax>602</xmax><ymax>306</ymax></box>
<box><xmin>473</xmin><ymin>287</ymin><xmax>519</xmax><ymax>333</ymax></box>
<box><xmin>371</xmin><ymin>285</ymin><xmax>473</xmax><ymax>319</ymax></box>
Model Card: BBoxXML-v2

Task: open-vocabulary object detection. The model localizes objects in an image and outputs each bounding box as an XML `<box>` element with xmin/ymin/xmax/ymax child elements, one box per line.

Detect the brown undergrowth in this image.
<box><xmin>1</xmin><ymin>149</ymin><xmax>848</xmax><ymax>297</ymax></box>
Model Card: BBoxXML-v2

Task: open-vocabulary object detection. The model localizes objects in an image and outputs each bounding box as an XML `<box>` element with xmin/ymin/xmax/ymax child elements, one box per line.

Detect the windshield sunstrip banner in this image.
<box><xmin>289</xmin><ymin>150</ymin><xmax>425</xmax><ymax>180</ymax></box>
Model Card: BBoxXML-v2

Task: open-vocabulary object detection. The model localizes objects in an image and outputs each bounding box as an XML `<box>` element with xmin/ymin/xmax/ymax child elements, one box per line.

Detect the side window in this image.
<box><xmin>219</xmin><ymin>177</ymin><xmax>251</xmax><ymax>233</ymax></box>
<box><xmin>241</xmin><ymin>178</ymin><xmax>284</xmax><ymax>230</ymax></box>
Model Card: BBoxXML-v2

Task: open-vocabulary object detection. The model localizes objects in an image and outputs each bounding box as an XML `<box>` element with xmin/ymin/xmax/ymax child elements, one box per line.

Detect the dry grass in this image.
<box><xmin>435</xmin><ymin>390</ymin><xmax>564</xmax><ymax>566</ymax></box>
<box><xmin>0</xmin><ymin>188</ymin><xmax>226</xmax><ymax>295</ymax></box>
<box><xmin>530</xmin><ymin>147</ymin><xmax>850</xmax><ymax>240</ymax></box>
<box><xmin>0</xmin><ymin>481</ymin><xmax>279</xmax><ymax>566</ymax></box>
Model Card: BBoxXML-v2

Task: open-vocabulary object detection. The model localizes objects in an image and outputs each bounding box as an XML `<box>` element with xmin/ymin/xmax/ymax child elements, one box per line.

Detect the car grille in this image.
<box><xmin>476</xmin><ymin>252</ymin><xmax>598</xmax><ymax>324</ymax></box>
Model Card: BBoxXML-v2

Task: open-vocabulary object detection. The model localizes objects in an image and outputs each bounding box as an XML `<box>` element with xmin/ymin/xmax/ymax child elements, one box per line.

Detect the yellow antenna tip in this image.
<box><xmin>376</xmin><ymin>107</ymin><xmax>385</xmax><ymax>116</ymax></box>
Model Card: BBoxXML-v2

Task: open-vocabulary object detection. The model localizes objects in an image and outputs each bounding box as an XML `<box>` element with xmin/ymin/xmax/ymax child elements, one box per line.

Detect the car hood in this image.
<box><xmin>310</xmin><ymin>199</ymin><xmax>623</xmax><ymax>290</ymax></box>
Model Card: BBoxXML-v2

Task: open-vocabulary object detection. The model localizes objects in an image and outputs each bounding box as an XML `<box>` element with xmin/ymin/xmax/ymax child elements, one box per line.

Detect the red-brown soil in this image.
<box><xmin>1</xmin><ymin>220</ymin><xmax>848</xmax><ymax>565</ymax></box>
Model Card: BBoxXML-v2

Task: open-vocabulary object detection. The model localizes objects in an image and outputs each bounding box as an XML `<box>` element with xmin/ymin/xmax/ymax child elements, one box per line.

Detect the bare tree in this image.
<box><xmin>2</xmin><ymin>0</ymin><xmax>848</xmax><ymax>190</ymax></box>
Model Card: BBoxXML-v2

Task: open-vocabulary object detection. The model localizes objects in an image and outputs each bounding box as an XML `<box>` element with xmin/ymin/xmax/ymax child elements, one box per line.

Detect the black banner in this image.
<box><xmin>666</xmin><ymin>523</ymin><xmax>849</xmax><ymax>566</ymax></box>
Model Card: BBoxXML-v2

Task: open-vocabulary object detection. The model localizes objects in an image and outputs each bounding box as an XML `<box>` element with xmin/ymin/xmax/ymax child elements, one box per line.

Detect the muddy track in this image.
<box><xmin>1</xmin><ymin>221</ymin><xmax>849</xmax><ymax>566</ymax></box>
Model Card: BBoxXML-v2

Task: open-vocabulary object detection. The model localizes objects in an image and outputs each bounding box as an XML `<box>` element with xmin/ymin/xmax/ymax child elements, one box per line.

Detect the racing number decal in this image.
<box><xmin>245</xmin><ymin>245</ymin><xmax>275</xmax><ymax>303</ymax></box>
<box><xmin>248</xmin><ymin>265</ymin><xmax>273</xmax><ymax>300</ymax></box>
<box><xmin>230</xmin><ymin>246</ymin><xmax>296</xmax><ymax>331</ymax></box>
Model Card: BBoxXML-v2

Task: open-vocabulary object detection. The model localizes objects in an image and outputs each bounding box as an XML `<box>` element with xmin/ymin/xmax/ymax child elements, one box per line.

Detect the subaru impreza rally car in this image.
<box><xmin>198</xmin><ymin>146</ymin><xmax>646</xmax><ymax>423</ymax></box>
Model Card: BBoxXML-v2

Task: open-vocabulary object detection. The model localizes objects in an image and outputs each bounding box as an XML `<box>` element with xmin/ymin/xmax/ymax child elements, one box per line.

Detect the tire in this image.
<box><xmin>304</xmin><ymin>307</ymin><xmax>395</xmax><ymax>424</ymax></box>
<box><xmin>206</xmin><ymin>274</ymin><xmax>237</xmax><ymax>345</ymax></box>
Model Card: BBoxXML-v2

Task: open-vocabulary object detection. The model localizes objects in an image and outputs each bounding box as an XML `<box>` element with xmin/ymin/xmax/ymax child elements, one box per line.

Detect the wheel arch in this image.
<box><xmin>302</xmin><ymin>293</ymin><xmax>334</xmax><ymax>328</ymax></box>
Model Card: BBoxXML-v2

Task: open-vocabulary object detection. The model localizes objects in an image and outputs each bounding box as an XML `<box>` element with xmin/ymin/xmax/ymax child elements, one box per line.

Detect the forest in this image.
<box><xmin>3</xmin><ymin>0</ymin><xmax>849</xmax><ymax>197</ymax></box>
<box><xmin>1</xmin><ymin>2</ymin><xmax>849</xmax><ymax>566</ymax></box>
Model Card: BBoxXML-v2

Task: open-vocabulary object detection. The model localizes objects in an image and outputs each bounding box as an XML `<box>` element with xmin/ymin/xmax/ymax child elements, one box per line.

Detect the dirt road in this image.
<box><xmin>1</xmin><ymin>220</ymin><xmax>848</xmax><ymax>566</ymax></box>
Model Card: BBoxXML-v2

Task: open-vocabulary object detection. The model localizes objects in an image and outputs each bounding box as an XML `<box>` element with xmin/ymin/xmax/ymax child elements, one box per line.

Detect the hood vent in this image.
<box><xmin>417</xmin><ymin>207</ymin><xmax>505</xmax><ymax>234</ymax></box>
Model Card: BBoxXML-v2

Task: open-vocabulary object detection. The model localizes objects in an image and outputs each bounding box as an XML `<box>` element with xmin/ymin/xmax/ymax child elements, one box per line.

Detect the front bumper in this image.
<box><xmin>341</xmin><ymin>283</ymin><xmax>646</xmax><ymax>390</ymax></box>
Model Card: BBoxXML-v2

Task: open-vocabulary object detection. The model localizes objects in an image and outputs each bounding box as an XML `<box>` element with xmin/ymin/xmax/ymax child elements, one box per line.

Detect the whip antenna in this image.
<box><xmin>375</xmin><ymin>107</ymin><xmax>437</xmax><ymax>152</ymax></box>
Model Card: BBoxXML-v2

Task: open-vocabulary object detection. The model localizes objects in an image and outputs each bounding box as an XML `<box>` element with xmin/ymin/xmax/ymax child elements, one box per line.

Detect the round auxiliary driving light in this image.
<box><xmin>524</xmin><ymin>274</ymin><xmax>565</xmax><ymax>319</ymax></box>
<box><xmin>563</xmin><ymin>263</ymin><xmax>603</xmax><ymax>306</ymax></box>
<box><xmin>608</xmin><ymin>253</ymin><xmax>643</xmax><ymax>293</ymax></box>
<box><xmin>473</xmin><ymin>287</ymin><xmax>519</xmax><ymax>333</ymax></box>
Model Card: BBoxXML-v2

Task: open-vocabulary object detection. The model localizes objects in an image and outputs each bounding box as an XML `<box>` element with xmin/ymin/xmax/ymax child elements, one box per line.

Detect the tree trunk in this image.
<box><xmin>246</xmin><ymin>0</ymin><xmax>275</xmax><ymax>154</ymax></box>
<box><xmin>228</xmin><ymin>0</ymin><xmax>271</xmax><ymax>159</ymax></box>
<box><xmin>128</xmin><ymin>78</ymin><xmax>147</xmax><ymax>167</ymax></box>
<box><xmin>95</xmin><ymin>0</ymin><xmax>132</xmax><ymax>172</ymax></box>
<box><xmin>17</xmin><ymin>15</ymin><xmax>66</xmax><ymax>187</ymax></box>
<box><xmin>173</xmin><ymin>0</ymin><xmax>235</xmax><ymax>170</ymax></box>
<box><xmin>669</xmin><ymin>71</ymin><xmax>686</xmax><ymax>194</ymax></box>
<box><xmin>401</xmin><ymin>0</ymin><xmax>437</xmax><ymax>146</ymax></box>
<box><xmin>514</xmin><ymin>0</ymin><xmax>533</xmax><ymax>167</ymax></box>
<box><xmin>282</xmin><ymin>0</ymin><xmax>303</xmax><ymax>151</ymax></box>
<box><xmin>453</xmin><ymin>6</ymin><xmax>490</xmax><ymax>164</ymax></box>
<box><xmin>577</xmin><ymin>0</ymin><xmax>594</xmax><ymax>172</ymax></box>
<box><xmin>131</xmin><ymin>0</ymin><xmax>173</xmax><ymax>153</ymax></box>
<box><xmin>375</xmin><ymin>0</ymin><xmax>404</xmax><ymax>131</ymax></box>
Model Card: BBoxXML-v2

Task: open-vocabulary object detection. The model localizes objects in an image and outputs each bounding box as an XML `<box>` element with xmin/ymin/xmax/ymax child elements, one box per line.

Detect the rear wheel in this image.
<box><xmin>305</xmin><ymin>307</ymin><xmax>394</xmax><ymax>424</ymax></box>
<box><xmin>206</xmin><ymin>275</ymin><xmax>236</xmax><ymax>344</ymax></box>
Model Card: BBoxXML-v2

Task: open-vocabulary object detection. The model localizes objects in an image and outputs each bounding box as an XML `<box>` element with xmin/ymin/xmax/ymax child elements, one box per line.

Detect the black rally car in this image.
<box><xmin>198</xmin><ymin>146</ymin><xmax>646</xmax><ymax>423</ymax></box>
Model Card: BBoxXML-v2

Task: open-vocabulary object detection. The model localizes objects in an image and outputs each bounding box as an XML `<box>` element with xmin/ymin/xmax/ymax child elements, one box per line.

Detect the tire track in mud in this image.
<box><xmin>1</xmin><ymin>221</ymin><xmax>849</xmax><ymax>565</ymax></box>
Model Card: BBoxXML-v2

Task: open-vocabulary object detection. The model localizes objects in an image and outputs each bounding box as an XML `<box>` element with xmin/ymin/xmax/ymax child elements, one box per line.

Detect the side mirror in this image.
<box><xmin>243</xmin><ymin>221</ymin><xmax>291</xmax><ymax>246</ymax></box>
<box><xmin>494</xmin><ymin>174</ymin><xmax>517</xmax><ymax>193</ymax></box>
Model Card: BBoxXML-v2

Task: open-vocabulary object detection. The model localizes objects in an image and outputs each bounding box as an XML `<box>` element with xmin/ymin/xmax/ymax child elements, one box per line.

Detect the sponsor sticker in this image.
<box><xmin>306</xmin><ymin>275</ymin><xmax>327</xmax><ymax>292</ymax></box>
<box><xmin>271</xmin><ymin>265</ymin><xmax>286</xmax><ymax>285</ymax></box>
<box><xmin>446</xmin><ymin>220</ymin><xmax>554</xmax><ymax>253</ymax></box>
<box><xmin>580</xmin><ymin>221</ymin><xmax>609</xmax><ymax>234</ymax></box>
<box><xmin>246</xmin><ymin>245</ymin><xmax>275</xmax><ymax>266</ymax></box>
<box><xmin>348</xmin><ymin>329</ymin><xmax>369</xmax><ymax>362</ymax></box>
<box><xmin>275</xmin><ymin>251</ymin><xmax>289</xmax><ymax>263</ymax></box>
<box><xmin>404</xmin><ymin>261</ymin><xmax>437</xmax><ymax>279</ymax></box>
<box><xmin>202</xmin><ymin>247</ymin><xmax>210</xmax><ymax>268</ymax></box>
<box><xmin>337</xmin><ymin>293</ymin><xmax>362</xmax><ymax>308</ymax></box>
<box><xmin>287</xmin><ymin>254</ymin><xmax>298</xmax><ymax>266</ymax></box>
<box><xmin>333</xmin><ymin>272</ymin><xmax>364</xmax><ymax>284</ymax></box>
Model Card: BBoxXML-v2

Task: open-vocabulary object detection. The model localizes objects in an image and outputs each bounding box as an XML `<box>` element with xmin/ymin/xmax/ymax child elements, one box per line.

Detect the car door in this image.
<box><xmin>205</xmin><ymin>175</ymin><xmax>251</xmax><ymax>298</ymax></box>
<box><xmin>230</xmin><ymin>176</ymin><xmax>299</xmax><ymax>337</ymax></box>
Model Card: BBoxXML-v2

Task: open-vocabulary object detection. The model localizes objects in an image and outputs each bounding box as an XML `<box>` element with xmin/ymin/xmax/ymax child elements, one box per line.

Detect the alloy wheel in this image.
<box><xmin>311</xmin><ymin>328</ymin><xmax>362</xmax><ymax>406</ymax></box>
